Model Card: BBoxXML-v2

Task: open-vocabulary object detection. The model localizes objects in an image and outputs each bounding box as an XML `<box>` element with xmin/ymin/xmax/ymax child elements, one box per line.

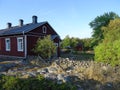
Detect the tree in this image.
<box><xmin>61</xmin><ymin>35</ymin><xmax>79</xmax><ymax>49</ymax></box>
<box><xmin>70</xmin><ymin>37</ymin><xmax>79</xmax><ymax>48</ymax></box>
<box><xmin>61</xmin><ymin>35</ymin><xmax>71</xmax><ymax>49</ymax></box>
<box><xmin>33</xmin><ymin>35</ymin><xmax>56</xmax><ymax>59</ymax></box>
<box><xmin>89</xmin><ymin>12</ymin><xmax>119</xmax><ymax>47</ymax></box>
<box><xmin>81</xmin><ymin>38</ymin><xmax>93</xmax><ymax>51</ymax></box>
<box><xmin>95</xmin><ymin>19</ymin><xmax>120</xmax><ymax>66</ymax></box>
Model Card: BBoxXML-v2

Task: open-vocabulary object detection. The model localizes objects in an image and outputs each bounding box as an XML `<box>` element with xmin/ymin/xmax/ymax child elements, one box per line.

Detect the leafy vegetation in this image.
<box><xmin>61</xmin><ymin>35</ymin><xmax>93</xmax><ymax>51</ymax></box>
<box><xmin>0</xmin><ymin>75</ymin><xmax>76</xmax><ymax>90</ymax></box>
<box><xmin>89</xmin><ymin>12</ymin><xmax>119</xmax><ymax>47</ymax></box>
<box><xmin>33</xmin><ymin>35</ymin><xmax>56</xmax><ymax>59</ymax></box>
<box><xmin>95</xmin><ymin>19</ymin><xmax>120</xmax><ymax>66</ymax></box>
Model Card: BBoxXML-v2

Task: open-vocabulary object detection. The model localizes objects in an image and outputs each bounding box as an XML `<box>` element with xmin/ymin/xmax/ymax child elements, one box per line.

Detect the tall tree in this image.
<box><xmin>89</xmin><ymin>12</ymin><xmax>119</xmax><ymax>47</ymax></box>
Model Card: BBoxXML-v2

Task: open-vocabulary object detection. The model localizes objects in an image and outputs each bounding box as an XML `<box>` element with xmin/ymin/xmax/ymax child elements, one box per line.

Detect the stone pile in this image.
<box><xmin>0</xmin><ymin>57</ymin><xmax>120</xmax><ymax>90</ymax></box>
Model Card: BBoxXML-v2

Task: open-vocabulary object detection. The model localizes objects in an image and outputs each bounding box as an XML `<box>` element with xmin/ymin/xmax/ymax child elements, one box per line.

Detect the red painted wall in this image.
<box><xmin>0</xmin><ymin>36</ymin><xmax>25</xmax><ymax>57</ymax></box>
<box><xmin>27</xmin><ymin>35</ymin><xmax>39</xmax><ymax>55</ymax></box>
<box><xmin>28</xmin><ymin>23</ymin><xmax>57</xmax><ymax>35</ymax></box>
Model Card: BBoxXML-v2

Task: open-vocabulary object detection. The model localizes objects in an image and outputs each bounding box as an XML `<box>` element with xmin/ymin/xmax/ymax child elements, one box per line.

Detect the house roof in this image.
<box><xmin>0</xmin><ymin>21</ymin><xmax>47</xmax><ymax>36</ymax></box>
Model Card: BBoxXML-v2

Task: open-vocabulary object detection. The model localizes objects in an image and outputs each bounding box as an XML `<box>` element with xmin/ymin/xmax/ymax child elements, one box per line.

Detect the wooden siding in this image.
<box><xmin>28</xmin><ymin>23</ymin><xmax>57</xmax><ymax>35</ymax></box>
<box><xmin>27</xmin><ymin>35</ymin><xmax>39</xmax><ymax>55</ymax></box>
<box><xmin>0</xmin><ymin>36</ymin><xmax>25</xmax><ymax>57</ymax></box>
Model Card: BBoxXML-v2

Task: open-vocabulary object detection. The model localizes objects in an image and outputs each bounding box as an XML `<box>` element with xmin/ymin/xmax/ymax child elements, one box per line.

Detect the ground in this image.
<box><xmin>0</xmin><ymin>53</ymin><xmax>120</xmax><ymax>90</ymax></box>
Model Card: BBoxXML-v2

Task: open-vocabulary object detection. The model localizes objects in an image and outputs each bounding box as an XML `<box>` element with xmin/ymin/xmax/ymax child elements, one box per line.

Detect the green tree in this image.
<box><xmin>70</xmin><ymin>37</ymin><xmax>79</xmax><ymax>48</ymax></box>
<box><xmin>33</xmin><ymin>35</ymin><xmax>56</xmax><ymax>59</ymax></box>
<box><xmin>81</xmin><ymin>38</ymin><xmax>93</xmax><ymax>51</ymax></box>
<box><xmin>61</xmin><ymin>35</ymin><xmax>71</xmax><ymax>48</ymax></box>
<box><xmin>61</xmin><ymin>35</ymin><xmax>80</xmax><ymax>49</ymax></box>
<box><xmin>95</xmin><ymin>19</ymin><xmax>120</xmax><ymax>66</ymax></box>
<box><xmin>89</xmin><ymin>12</ymin><xmax>119</xmax><ymax>47</ymax></box>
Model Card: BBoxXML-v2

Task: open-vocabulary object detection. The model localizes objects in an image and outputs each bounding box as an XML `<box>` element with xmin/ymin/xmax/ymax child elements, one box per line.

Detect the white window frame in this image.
<box><xmin>5</xmin><ymin>38</ymin><xmax>11</xmax><ymax>51</ymax></box>
<box><xmin>42</xmin><ymin>26</ymin><xmax>47</xmax><ymax>33</ymax></box>
<box><xmin>17</xmin><ymin>37</ymin><xmax>24</xmax><ymax>52</ymax></box>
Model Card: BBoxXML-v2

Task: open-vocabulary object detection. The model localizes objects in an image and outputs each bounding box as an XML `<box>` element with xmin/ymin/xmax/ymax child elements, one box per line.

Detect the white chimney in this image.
<box><xmin>32</xmin><ymin>15</ymin><xmax>37</xmax><ymax>24</ymax></box>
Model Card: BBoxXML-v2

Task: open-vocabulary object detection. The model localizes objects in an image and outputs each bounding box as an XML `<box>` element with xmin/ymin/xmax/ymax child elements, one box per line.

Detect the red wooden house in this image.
<box><xmin>0</xmin><ymin>16</ymin><xmax>61</xmax><ymax>58</ymax></box>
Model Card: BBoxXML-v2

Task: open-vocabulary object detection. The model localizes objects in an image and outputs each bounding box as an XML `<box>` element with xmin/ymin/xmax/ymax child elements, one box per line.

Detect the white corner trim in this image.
<box><xmin>24</xmin><ymin>35</ymin><xmax>27</xmax><ymax>58</ymax></box>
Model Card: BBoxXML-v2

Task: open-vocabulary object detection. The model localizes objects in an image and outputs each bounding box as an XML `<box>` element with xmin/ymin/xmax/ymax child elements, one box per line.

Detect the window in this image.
<box><xmin>42</xmin><ymin>26</ymin><xmax>47</xmax><ymax>33</ymax></box>
<box><xmin>17</xmin><ymin>37</ymin><xmax>23</xmax><ymax>51</ymax></box>
<box><xmin>5</xmin><ymin>38</ymin><xmax>10</xmax><ymax>51</ymax></box>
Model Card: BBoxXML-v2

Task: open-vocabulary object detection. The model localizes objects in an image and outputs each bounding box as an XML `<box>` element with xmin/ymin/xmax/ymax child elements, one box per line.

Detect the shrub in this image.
<box><xmin>95</xmin><ymin>19</ymin><xmax>120</xmax><ymax>66</ymax></box>
<box><xmin>33</xmin><ymin>35</ymin><xmax>56</xmax><ymax>59</ymax></box>
<box><xmin>95</xmin><ymin>40</ymin><xmax>120</xmax><ymax>66</ymax></box>
<box><xmin>0</xmin><ymin>75</ymin><xmax>76</xmax><ymax>90</ymax></box>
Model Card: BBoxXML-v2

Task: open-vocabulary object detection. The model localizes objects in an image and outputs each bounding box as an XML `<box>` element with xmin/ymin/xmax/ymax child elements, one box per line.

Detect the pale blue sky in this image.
<box><xmin>0</xmin><ymin>0</ymin><xmax>120</xmax><ymax>39</ymax></box>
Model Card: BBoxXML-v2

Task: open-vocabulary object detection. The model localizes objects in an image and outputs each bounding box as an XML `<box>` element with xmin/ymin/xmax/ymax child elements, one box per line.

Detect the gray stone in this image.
<box><xmin>57</xmin><ymin>74</ymin><xmax>64</xmax><ymax>80</ymax></box>
<box><xmin>48</xmin><ymin>67</ymin><xmax>58</xmax><ymax>73</ymax></box>
<box><xmin>45</xmin><ymin>73</ymin><xmax>57</xmax><ymax>80</ymax></box>
<box><xmin>37</xmin><ymin>68</ymin><xmax>48</xmax><ymax>74</ymax></box>
<box><xmin>63</xmin><ymin>76</ymin><xmax>71</xmax><ymax>82</ymax></box>
<box><xmin>0</xmin><ymin>65</ymin><xmax>8</xmax><ymax>72</ymax></box>
<box><xmin>28</xmin><ymin>72</ymin><xmax>37</xmax><ymax>77</ymax></box>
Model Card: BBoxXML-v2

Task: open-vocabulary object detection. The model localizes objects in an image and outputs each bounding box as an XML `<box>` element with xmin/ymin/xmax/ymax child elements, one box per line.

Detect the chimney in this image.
<box><xmin>7</xmin><ymin>22</ymin><xmax>12</xmax><ymax>28</ymax></box>
<box><xmin>19</xmin><ymin>19</ymin><xmax>24</xmax><ymax>26</ymax></box>
<box><xmin>32</xmin><ymin>15</ymin><xmax>37</xmax><ymax>24</ymax></box>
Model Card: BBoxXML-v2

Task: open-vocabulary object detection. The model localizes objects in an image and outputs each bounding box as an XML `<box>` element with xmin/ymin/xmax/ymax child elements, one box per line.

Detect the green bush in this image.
<box><xmin>95</xmin><ymin>40</ymin><xmax>120</xmax><ymax>66</ymax></box>
<box><xmin>95</xmin><ymin>19</ymin><xmax>120</xmax><ymax>66</ymax></box>
<box><xmin>0</xmin><ymin>75</ymin><xmax>76</xmax><ymax>90</ymax></box>
<box><xmin>33</xmin><ymin>35</ymin><xmax>56</xmax><ymax>59</ymax></box>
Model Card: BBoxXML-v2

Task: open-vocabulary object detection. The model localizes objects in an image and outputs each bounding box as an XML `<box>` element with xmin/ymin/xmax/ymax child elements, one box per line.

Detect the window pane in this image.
<box><xmin>17</xmin><ymin>37</ymin><xmax>23</xmax><ymax>51</ymax></box>
<box><xmin>5</xmin><ymin>38</ymin><xmax>10</xmax><ymax>51</ymax></box>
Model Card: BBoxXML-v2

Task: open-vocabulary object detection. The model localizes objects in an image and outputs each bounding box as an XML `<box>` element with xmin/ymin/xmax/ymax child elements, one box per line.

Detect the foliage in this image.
<box><xmin>61</xmin><ymin>35</ymin><xmax>93</xmax><ymax>51</ymax></box>
<box><xmin>33</xmin><ymin>35</ymin><xmax>56</xmax><ymax>59</ymax></box>
<box><xmin>89</xmin><ymin>12</ymin><xmax>119</xmax><ymax>47</ymax></box>
<box><xmin>61</xmin><ymin>35</ymin><xmax>80</xmax><ymax>49</ymax></box>
<box><xmin>95</xmin><ymin>19</ymin><xmax>120</xmax><ymax>66</ymax></box>
<box><xmin>61</xmin><ymin>35</ymin><xmax>71</xmax><ymax>49</ymax></box>
<box><xmin>0</xmin><ymin>75</ymin><xmax>76</xmax><ymax>90</ymax></box>
<box><xmin>80</xmin><ymin>38</ymin><xmax>93</xmax><ymax>51</ymax></box>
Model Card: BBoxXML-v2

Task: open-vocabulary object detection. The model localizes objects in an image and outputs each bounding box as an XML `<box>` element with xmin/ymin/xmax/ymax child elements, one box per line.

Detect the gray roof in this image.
<box><xmin>0</xmin><ymin>22</ymin><xmax>47</xmax><ymax>36</ymax></box>
<box><xmin>51</xmin><ymin>35</ymin><xmax>58</xmax><ymax>40</ymax></box>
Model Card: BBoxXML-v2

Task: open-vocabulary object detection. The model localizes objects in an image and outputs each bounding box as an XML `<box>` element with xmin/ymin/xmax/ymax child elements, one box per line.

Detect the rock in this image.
<box><xmin>77</xmin><ymin>85</ymin><xmax>84</xmax><ymax>90</ymax></box>
<box><xmin>0</xmin><ymin>63</ymin><xmax>17</xmax><ymax>72</ymax></box>
<box><xmin>102</xmin><ymin>83</ymin><xmax>114</xmax><ymax>90</ymax></box>
<box><xmin>37</xmin><ymin>68</ymin><xmax>48</xmax><ymax>74</ymax></box>
<box><xmin>5</xmin><ymin>63</ymin><xmax>16</xmax><ymax>68</ymax></box>
<box><xmin>63</xmin><ymin>76</ymin><xmax>71</xmax><ymax>82</ymax></box>
<box><xmin>48</xmin><ymin>67</ymin><xmax>58</xmax><ymax>73</ymax></box>
<box><xmin>7</xmin><ymin>69</ymin><xmax>17</xmax><ymax>75</ymax></box>
<box><xmin>57</xmin><ymin>74</ymin><xmax>64</xmax><ymax>80</ymax></box>
<box><xmin>44</xmin><ymin>73</ymin><xmax>57</xmax><ymax>80</ymax></box>
<box><xmin>28</xmin><ymin>72</ymin><xmax>37</xmax><ymax>77</ymax></box>
<box><xmin>0</xmin><ymin>65</ymin><xmax>8</xmax><ymax>72</ymax></box>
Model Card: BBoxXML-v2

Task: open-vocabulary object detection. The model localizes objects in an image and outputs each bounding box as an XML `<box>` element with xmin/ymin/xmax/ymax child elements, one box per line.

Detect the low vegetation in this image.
<box><xmin>0</xmin><ymin>75</ymin><xmax>76</xmax><ymax>90</ymax></box>
<box><xmin>33</xmin><ymin>35</ymin><xmax>56</xmax><ymax>59</ymax></box>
